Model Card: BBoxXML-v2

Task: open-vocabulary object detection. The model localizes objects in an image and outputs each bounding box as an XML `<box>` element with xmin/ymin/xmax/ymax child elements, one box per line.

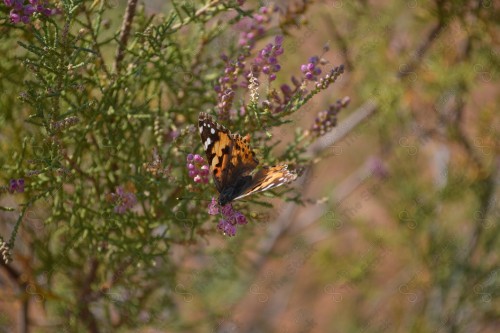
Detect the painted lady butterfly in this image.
<box><xmin>199</xmin><ymin>112</ymin><xmax>298</xmax><ymax>206</ymax></box>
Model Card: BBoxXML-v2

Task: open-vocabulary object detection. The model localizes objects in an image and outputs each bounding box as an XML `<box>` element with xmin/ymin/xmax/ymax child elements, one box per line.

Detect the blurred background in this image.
<box><xmin>1</xmin><ymin>0</ymin><xmax>499</xmax><ymax>332</ymax></box>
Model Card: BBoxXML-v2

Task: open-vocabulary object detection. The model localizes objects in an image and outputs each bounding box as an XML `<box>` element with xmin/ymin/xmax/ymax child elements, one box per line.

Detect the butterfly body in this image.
<box><xmin>198</xmin><ymin>112</ymin><xmax>297</xmax><ymax>205</ymax></box>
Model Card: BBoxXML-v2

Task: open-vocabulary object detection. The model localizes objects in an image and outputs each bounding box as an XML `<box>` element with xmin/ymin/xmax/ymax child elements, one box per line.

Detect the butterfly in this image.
<box><xmin>199</xmin><ymin>112</ymin><xmax>298</xmax><ymax>206</ymax></box>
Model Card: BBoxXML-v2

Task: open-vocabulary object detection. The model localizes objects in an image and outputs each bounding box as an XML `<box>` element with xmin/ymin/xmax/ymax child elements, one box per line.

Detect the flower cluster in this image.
<box><xmin>0</xmin><ymin>237</ymin><xmax>12</xmax><ymax>264</ymax></box>
<box><xmin>215</xmin><ymin>54</ymin><xmax>240</xmax><ymax>119</ymax></box>
<box><xmin>4</xmin><ymin>0</ymin><xmax>58</xmax><ymax>25</ymax></box>
<box><xmin>109</xmin><ymin>186</ymin><xmax>137</xmax><ymax>214</ymax></box>
<box><xmin>208</xmin><ymin>198</ymin><xmax>247</xmax><ymax>236</ymax></box>
<box><xmin>310</xmin><ymin>97</ymin><xmax>350</xmax><ymax>137</ymax></box>
<box><xmin>9</xmin><ymin>178</ymin><xmax>25</xmax><ymax>193</ymax></box>
<box><xmin>250</xmin><ymin>35</ymin><xmax>284</xmax><ymax>82</ymax></box>
<box><xmin>215</xmin><ymin>5</ymin><xmax>278</xmax><ymax>119</ymax></box>
<box><xmin>186</xmin><ymin>154</ymin><xmax>209</xmax><ymax>184</ymax></box>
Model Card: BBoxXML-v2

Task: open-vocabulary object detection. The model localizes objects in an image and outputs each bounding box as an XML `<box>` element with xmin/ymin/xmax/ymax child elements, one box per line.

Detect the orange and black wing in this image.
<box><xmin>233</xmin><ymin>164</ymin><xmax>298</xmax><ymax>201</ymax></box>
<box><xmin>199</xmin><ymin>112</ymin><xmax>233</xmax><ymax>192</ymax></box>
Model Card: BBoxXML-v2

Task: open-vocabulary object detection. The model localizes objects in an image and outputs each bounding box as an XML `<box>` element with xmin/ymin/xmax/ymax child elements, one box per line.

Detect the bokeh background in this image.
<box><xmin>1</xmin><ymin>0</ymin><xmax>499</xmax><ymax>332</ymax></box>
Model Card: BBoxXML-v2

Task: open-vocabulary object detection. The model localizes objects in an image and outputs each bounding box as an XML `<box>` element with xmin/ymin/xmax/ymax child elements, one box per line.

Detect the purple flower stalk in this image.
<box><xmin>208</xmin><ymin>197</ymin><xmax>248</xmax><ymax>236</ymax></box>
<box><xmin>310</xmin><ymin>97</ymin><xmax>350</xmax><ymax>137</ymax></box>
<box><xmin>236</xmin><ymin>6</ymin><xmax>275</xmax><ymax>50</ymax></box>
<box><xmin>8</xmin><ymin>178</ymin><xmax>25</xmax><ymax>194</ymax></box>
<box><xmin>312</xmin><ymin>65</ymin><xmax>345</xmax><ymax>92</ymax></box>
<box><xmin>187</xmin><ymin>154</ymin><xmax>210</xmax><ymax>184</ymax></box>
<box><xmin>110</xmin><ymin>187</ymin><xmax>137</xmax><ymax>214</ymax></box>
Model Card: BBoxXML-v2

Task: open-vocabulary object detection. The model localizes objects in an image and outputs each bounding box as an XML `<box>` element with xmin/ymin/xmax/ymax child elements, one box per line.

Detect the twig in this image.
<box><xmin>83</xmin><ymin>9</ymin><xmax>110</xmax><ymax>78</ymax></box>
<box><xmin>114</xmin><ymin>0</ymin><xmax>138</xmax><ymax>72</ymax></box>
<box><xmin>321</xmin><ymin>14</ymin><xmax>353</xmax><ymax>70</ymax></box>
<box><xmin>170</xmin><ymin>0</ymin><xmax>226</xmax><ymax>32</ymax></box>
<box><xmin>396</xmin><ymin>21</ymin><xmax>445</xmax><ymax>79</ymax></box>
<box><xmin>1</xmin><ymin>262</ymin><xmax>30</xmax><ymax>333</ymax></box>
<box><xmin>445</xmin><ymin>160</ymin><xmax>499</xmax><ymax>333</ymax></box>
<box><xmin>77</xmin><ymin>258</ymin><xmax>100</xmax><ymax>333</ymax></box>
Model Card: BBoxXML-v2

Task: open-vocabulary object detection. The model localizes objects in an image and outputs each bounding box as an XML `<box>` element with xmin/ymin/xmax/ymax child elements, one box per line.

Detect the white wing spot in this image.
<box><xmin>204</xmin><ymin>137</ymin><xmax>212</xmax><ymax>150</ymax></box>
<box><xmin>199</xmin><ymin>127</ymin><xmax>203</xmax><ymax>134</ymax></box>
<box><xmin>211</xmin><ymin>128</ymin><xmax>215</xmax><ymax>134</ymax></box>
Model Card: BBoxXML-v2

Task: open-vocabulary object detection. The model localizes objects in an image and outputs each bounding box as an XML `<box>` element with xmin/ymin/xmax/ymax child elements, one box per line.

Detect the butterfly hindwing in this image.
<box><xmin>233</xmin><ymin>164</ymin><xmax>298</xmax><ymax>201</ymax></box>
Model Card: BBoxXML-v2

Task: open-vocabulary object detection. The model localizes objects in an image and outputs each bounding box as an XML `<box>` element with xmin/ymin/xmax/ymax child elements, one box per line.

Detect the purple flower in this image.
<box><xmin>8</xmin><ymin>178</ymin><xmax>25</xmax><ymax>193</ymax></box>
<box><xmin>23</xmin><ymin>4</ymin><xmax>35</xmax><ymax>15</ymax></box>
<box><xmin>110</xmin><ymin>187</ymin><xmax>137</xmax><ymax>214</ymax></box>
<box><xmin>5</xmin><ymin>0</ymin><xmax>23</xmax><ymax>9</ymax></box>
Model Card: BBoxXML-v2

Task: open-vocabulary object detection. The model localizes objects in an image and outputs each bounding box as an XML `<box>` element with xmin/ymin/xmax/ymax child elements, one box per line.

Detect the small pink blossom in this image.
<box><xmin>186</xmin><ymin>153</ymin><xmax>210</xmax><ymax>184</ymax></box>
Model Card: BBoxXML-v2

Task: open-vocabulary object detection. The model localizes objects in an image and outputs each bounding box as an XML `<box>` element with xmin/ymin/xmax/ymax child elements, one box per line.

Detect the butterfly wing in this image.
<box><xmin>199</xmin><ymin>112</ymin><xmax>233</xmax><ymax>192</ymax></box>
<box><xmin>232</xmin><ymin>164</ymin><xmax>298</xmax><ymax>201</ymax></box>
<box><xmin>230</xmin><ymin>133</ymin><xmax>259</xmax><ymax>177</ymax></box>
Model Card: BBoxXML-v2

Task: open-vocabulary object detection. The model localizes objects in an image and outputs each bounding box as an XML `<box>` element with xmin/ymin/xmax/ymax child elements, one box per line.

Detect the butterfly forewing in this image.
<box><xmin>199</xmin><ymin>112</ymin><xmax>233</xmax><ymax>191</ymax></box>
<box><xmin>230</xmin><ymin>133</ymin><xmax>259</xmax><ymax>175</ymax></box>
